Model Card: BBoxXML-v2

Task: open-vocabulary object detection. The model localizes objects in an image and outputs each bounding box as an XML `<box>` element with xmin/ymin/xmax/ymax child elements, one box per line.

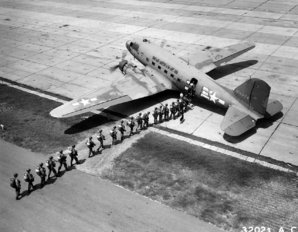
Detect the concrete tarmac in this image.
<box><xmin>0</xmin><ymin>139</ymin><xmax>222</xmax><ymax>232</ymax></box>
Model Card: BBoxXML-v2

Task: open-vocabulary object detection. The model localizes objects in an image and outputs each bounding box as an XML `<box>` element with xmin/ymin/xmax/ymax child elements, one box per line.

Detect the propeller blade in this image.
<box><xmin>160</xmin><ymin>39</ymin><xmax>166</xmax><ymax>48</ymax></box>
<box><xmin>122</xmin><ymin>50</ymin><xmax>128</xmax><ymax>60</ymax></box>
<box><xmin>109</xmin><ymin>64</ymin><xmax>119</xmax><ymax>72</ymax></box>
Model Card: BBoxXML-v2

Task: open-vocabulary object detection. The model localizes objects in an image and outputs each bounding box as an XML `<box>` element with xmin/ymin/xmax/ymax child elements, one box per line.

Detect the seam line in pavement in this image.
<box><xmin>150</xmin><ymin>127</ymin><xmax>298</xmax><ymax>176</ymax></box>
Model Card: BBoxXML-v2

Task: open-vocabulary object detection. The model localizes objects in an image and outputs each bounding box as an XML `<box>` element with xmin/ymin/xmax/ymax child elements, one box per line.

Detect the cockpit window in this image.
<box><xmin>130</xmin><ymin>42</ymin><xmax>139</xmax><ymax>51</ymax></box>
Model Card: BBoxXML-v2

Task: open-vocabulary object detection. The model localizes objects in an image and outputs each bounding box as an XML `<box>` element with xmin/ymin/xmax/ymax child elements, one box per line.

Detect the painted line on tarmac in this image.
<box><xmin>0</xmin><ymin>79</ymin><xmax>67</xmax><ymax>103</ymax></box>
<box><xmin>150</xmin><ymin>127</ymin><xmax>298</xmax><ymax>176</ymax></box>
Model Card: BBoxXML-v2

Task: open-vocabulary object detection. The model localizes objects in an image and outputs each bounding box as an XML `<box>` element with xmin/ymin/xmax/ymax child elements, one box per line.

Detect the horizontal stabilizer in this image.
<box><xmin>220</xmin><ymin>106</ymin><xmax>256</xmax><ymax>136</ymax></box>
<box><xmin>210</xmin><ymin>41</ymin><xmax>255</xmax><ymax>66</ymax></box>
<box><xmin>266</xmin><ymin>99</ymin><xmax>283</xmax><ymax>117</ymax></box>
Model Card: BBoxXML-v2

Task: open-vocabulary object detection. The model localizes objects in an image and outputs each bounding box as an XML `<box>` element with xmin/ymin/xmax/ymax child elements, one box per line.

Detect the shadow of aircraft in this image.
<box><xmin>64</xmin><ymin>90</ymin><xmax>177</xmax><ymax>134</ymax></box>
<box><xmin>207</xmin><ymin>60</ymin><xmax>258</xmax><ymax>80</ymax></box>
<box><xmin>223</xmin><ymin>111</ymin><xmax>283</xmax><ymax>143</ymax></box>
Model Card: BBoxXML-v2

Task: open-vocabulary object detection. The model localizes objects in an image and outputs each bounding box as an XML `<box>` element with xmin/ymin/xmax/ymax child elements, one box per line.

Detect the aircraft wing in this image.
<box><xmin>220</xmin><ymin>105</ymin><xmax>256</xmax><ymax>136</ymax></box>
<box><xmin>180</xmin><ymin>41</ymin><xmax>255</xmax><ymax>73</ymax></box>
<box><xmin>50</xmin><ymin>67</ymin><xmax>172</xmax><ymax>118</ymax></box>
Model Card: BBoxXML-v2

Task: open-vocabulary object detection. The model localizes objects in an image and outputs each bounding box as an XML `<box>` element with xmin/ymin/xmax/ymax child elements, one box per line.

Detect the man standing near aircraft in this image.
<box><xmin>136</xmin><ymin>113</ymin><xmax>143</xmax><ymax>130</ymax></box>
<box><xmin>46</xmin><ymin>156</ymin><xmax>57</xmax><ymax>179</ymax></box>
<box><xmin>69</xmin><ymin>145</ymin><xmax>79</xmax><ymax>166</ymax></box>
<box><xmin>144</xmin><ymin>112</ymin><xmax>150</xmax><ymax>128</ymax></box>
<box><xmin>35</xmin><ymin>163</ymin><xmax>46</xmax><ymax>187</ymax></box>
<box><xmin>169</xmin><ymin>102</ymin><xmax>176</xmax><ymax>120</ymax></box>
<box><xmin>127</xmin><ymin>117</ymin><xmax>135</xmax><ymax>136</ymax></box>
<box><xmin>118</xmin><ymin>120</ymin><xmax>126</xmax><ymax>141</ymax></box>
<box><xmin>110</xmin><ymin>126</ymin><xmax>118</xmax><ymax>144</ymax></box>
<box><xmin>86</xmin><ymin>137</ymin><xmax>95</xmax><ymax>157</ymax></box>
<box><xmin>158</xmin><ymin>105</ymin><xmax>163</xmax><ymax>123</ymax></box>
<box><xmin>96</xmin><ymin>130</ymin><xmax>105</xmax><ymax>151</ymax></box>
<box><xmin>10</xmin><ymin>173</ymin><xmax>21</xmax><ymax>200</ymax></box>
<box><xmin>24</xmin><ymin>169</ymin><xmax>34</xmax><ymax>194</ymax></box>
<box><xmin>57</xmin><ymin>150</ymin><xmax>68</xmax><ymax>174</ymax></box>
<box><xmin>153</xmin><ymin>107</ymin><xmax>158</xmax><ymax>124</ymax></box>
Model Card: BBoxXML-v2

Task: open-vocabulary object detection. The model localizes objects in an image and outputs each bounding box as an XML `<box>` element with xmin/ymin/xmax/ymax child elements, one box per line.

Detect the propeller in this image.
<box><xmin>109</xmin><ymin>50</ymin><xmax>128</xmax><ymax>73</ymax></box>
<box><xmin>160</xmin><ymin>39</ymin><xmax>166</xmax><ymax>48</ymax></box>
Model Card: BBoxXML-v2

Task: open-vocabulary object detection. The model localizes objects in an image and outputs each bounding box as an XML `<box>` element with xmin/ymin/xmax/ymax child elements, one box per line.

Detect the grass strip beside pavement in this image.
<box><xmin>102</xmin><ymin>132</ymin><xmax>298</xmax><ymax>231</ymax></box>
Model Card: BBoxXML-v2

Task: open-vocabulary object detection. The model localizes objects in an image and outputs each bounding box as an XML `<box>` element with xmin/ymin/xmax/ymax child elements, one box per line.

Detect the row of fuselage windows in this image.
<box><xmin>149</xmin><ymin>59</ymin><xmax>180</xmax><ymax>81</ymax></box>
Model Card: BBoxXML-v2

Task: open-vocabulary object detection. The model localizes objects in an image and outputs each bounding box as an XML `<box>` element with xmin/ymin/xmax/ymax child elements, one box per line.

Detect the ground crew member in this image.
<box><xmin>110</xmin><ymin>126</ymin><xmax>117</xmax><ymax>144</ymax></box>
<box><xmin>57</xmin><ymin>150</ymin><xmax>68</xmax><ymax>173</ymax></box>
<box><xmin>169</xmin><ymin>102</ymin><xmax>176</xmax><ymax>119</ymax></box>
<box><xmin>96</xmin><ymin>129</ymin><xmax>105</xmax><ymax>151</ymax></box>
<box><xmin>24</xmin><ymin>169</ymin><xmax>34</xmax><ymax>193</ymax></box>
<box><xmin>46</xmin><ymin>156</ymin><xmax>57</xmax><ymax>179</ymax></box>
<box><xmin>86</xmin><ymin>137</ymin><xmax>95</xmax><ymax>157</ymax></box>
<box><xmin>118</xmin><ymin>120</ymin><xmax>126</xmax><ymax>141</ymax></box>
<box><xmin>136</xmin><ymin>113</ymin><xmax>143</xmax><ymax>130</ymax></box>
<box><xmin>164</xmin><ymin>103</ymin><xmax>169</xmax><ymax>120</ymax></box>
<box><xmin>69</xmin><ymin>145</ymin><xmax>79</xmax><ymax>166</ymax></box>
<box><xmin>127</xmin><ymin>117</ymin><xmax>135</xmax><ymax>136</ymax></box>
<box><xmin>144</xmin><ymin>112</ymin><xmax>150</xmax><ymax>128</ymax></box>
<box><xmin>153</xmin><ymin>107</ymin><xmax>158</xmax><ymax>124</ymax></box>
<box><xmin>10</xmin><ymin>173</ymin><xmax>21</xmax><ymax>200</ymax></box>
<box><xmin>35</xmin><ymin>163</ymin><xmax>46</xmax><ymax>187</ymax></box>
<box><xmin>158</xmin><ymin>105</ymin><xmax>163</xmax><ymax>122</ymax></box>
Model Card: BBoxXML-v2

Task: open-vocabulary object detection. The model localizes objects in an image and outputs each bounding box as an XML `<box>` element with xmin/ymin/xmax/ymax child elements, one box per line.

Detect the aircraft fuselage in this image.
<box><xmin>126</xmin><ymin>39</ymin><xmax>262</xmax><ymax>120</ymax></box>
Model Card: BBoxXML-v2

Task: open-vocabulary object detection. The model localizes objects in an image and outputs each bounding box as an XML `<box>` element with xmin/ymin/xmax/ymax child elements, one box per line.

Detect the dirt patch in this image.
<box><xmin>102</xmin><ymin>132</ymin><xmax>298</xmax><ymax>231</ymax></box>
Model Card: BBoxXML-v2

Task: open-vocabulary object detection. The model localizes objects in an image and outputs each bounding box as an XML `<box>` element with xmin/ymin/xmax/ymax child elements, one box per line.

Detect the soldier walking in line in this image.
<box><xmin>118</xmin><ymin>120</ymin><xmax>126</xmax><ymax>141</ymax></box>
<box><xmin>169</xmin><ymin>102</ymin><xmax>176</xmax><ymax>120</ymax></box>
<box><xmin>175</xmin><ymin>99</ymin><xmax>180</xmax><ymax>117</ymax></box>
<box><xmin>86</xmin><ymin>137</ymin><xmax>95</xmax><ymax>157</ymax></box>
<box><xmin>24</xmin><ymin>169</ymin><xmax>35</xmax><ymax>194</ymax></box>
<box><xmin>158</xmin><ymin>105</ymin><xmax>163</xmax><ymax>123</ymax></box>
<box><xmin>153</xmin><ymin>107</ymin><xmax>158</xmax><ymax>124</ymax></box>
<box><xmin>96</xmin><ymin>130</ymin><xmax>105</xmax><ymax>151</ymax></box>
<box><xmin>164</xmin><ymin>103</ymin><xmax>169</xmax><ymax>121</ymax></box>
<box><xmin>136</xmin><ymin>113</ymin><xmax>143</xmax><ymax>130</ymax></box>
<box><xmin>178</xmin><ymin>99</ymin><xmax>185</xmax><ymax>123</ymax></box>
<box><xmin>110</xmin><ymin>126</ymin><xmax>118</xmax><ymax>144</ymax></box>
<box><xmin>69</xmin><ymin>145</ymin><xmax>79</xmax><ymax>166</ymax></box>
<box><xmin>35</xmin><ymin>163</ymin><xmax>46</xmax><ymax>187</ymax></box>
<box><xmin>10</xmin><ymin>173</ymin><xmax>21</xmax><ymax>200</ymax></box>
<box><xmin>127</xmin><ymin>117</ymin><xmax>135</xmax><ymax>136</ymax></box>
<box><xmin>46</xmin><ymin>156</ymin><xmax>57</xmax><ymax>179</ymax></box>
<box><xmin>57</xmin><ymin>150</ymin><xmax>68</xmax><ymax>173</ymax></box>
<box><xmin>143</xmin><ymin>112</ymin><xmax>150</xmax><ymax>128</ymax></box>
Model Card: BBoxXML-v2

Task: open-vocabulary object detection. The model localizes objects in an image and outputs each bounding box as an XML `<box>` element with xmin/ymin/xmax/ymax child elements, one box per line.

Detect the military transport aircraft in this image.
<box><xmin>50</xmin><ymin>38</ymin><xmax>283</xmax><ymax>136</ymax></box>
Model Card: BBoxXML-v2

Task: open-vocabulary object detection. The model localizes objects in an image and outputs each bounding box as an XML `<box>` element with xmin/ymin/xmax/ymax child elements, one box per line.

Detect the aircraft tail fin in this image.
<box><xmin>233</xmin><ymin>78</ymin><xmax>270</xmax><ymax>115</ymax></box>
<box><xmin>220</xmin><ymin>105</ymin><xmax>256</xmax><ymax>136</ymax></box>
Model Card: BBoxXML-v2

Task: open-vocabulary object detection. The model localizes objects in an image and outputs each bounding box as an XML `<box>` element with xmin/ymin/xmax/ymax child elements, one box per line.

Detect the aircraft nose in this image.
<box><xmin>126</xmin><ymin>40</ymin><xmax>131</xmax><ymax>51</ymax></box>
